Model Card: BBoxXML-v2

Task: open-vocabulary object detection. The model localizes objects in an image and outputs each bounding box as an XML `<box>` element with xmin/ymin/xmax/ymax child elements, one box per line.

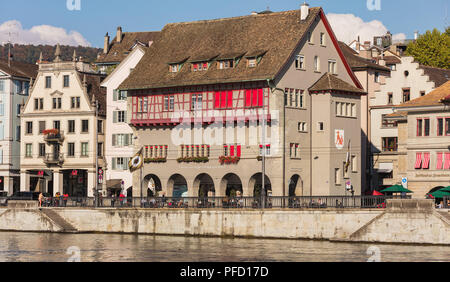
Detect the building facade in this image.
<box><xmin>119</xmin><ymin>5</ymin><xmax>365</xmax><ymax>199</ymax></box>
<box><xmin>100</xmin><ymin>45</ymin><xmax>147</xmax><ymax>196</ymax></box>
<box><xmin>370</xmin><ymin>56</ymin><xmax>450</xmax><ymax>190</ymax></box>
<box><xmin>387</xmin><ymin>81</ymin><xmax>450</xmax><ymax>197</ymax></box>
<box><xmin>20</xmin><ymin>47</ymin><xmax>106</xmax><ymax>197</ymax></box>
<box><xmin>0</xmin><ymin>59</ymin><xmax>38</xmax><ymax>195</ymax></box>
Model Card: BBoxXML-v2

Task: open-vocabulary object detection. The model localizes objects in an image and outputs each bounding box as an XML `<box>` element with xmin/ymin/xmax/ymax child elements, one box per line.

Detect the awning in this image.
<box><xmin>106</xmin><ymin>179</ymin><xmax>122</xmax><ymax>190</ymax></box>
<box><xmin>376</xmin><ymin>163</ymin><xmax>393</xmax><ymax>174</ymax></box>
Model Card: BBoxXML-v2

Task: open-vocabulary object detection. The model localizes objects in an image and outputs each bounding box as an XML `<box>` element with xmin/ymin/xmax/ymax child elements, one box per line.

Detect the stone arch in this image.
<box><xmin>143</xmin><ymin>174</ymin><xmax>162</xmax><ymax>197</ymax></box>
<box><xmin>249</xmin><ymin>173</ymin><xmax>272</xmax><ymax>197</ymax></box>
<box><xmin>288</xmin><ymin>174</ymin><xmax>303</xmax><ymax>197</ymax></box>
<box><xmin>193</xmin><ymin>173</ymin><xmax>215</xmax><ymax>197</ymax></box>
<box><xmin>167</xmin><ymin>174</ymin><xmax>188</xmax><ymax>197</ymax></box>
<box><xmin>220</xmin><ymin>173</ymin><xmax>243</xmax><ymax>197</ymax></box>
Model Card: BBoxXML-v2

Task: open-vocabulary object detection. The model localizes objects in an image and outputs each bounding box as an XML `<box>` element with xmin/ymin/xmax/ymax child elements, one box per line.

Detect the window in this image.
<box><xmin>447</xmin><ymin>118</ymin><xmax>450</xmax><ymax>136</ymax></box>
<box><xmin>0</xmin><ymin>103</ymin><xmax>4</xmax><ymax>116</ymax></box>
<box><xmin>25</xmin><ymin>144</ymin><xmax>32</xmax><ymax>158</ymax></box>
<box><xmin>314</xmin><ymin>56</ymin><xmax>320</xmax><ymax>72</ymax></box>
<box><xmin>113</xmin><ymin>157</ymin><xmax>129</xmax><ymax>170</ymax></box>
<box><xmin>97</xmin><ymin>143</ymin><xmax>103</xmax><ymax>157</ymax></box>
<box><xmin>438</xmin><ymin>118</ymin><xmax>450</xmax><ymax>136</ymax></box>
<box><xmin>97</xmin><ymin>120</ymin><xmax>103</xmax><ymax>134</ymax></box>
<box><xmin>71</xmin><ymin>97</ymin><xmax>80</xmax><ymax>109</ymax></box>
<box><xmin>245</xmin><ymin>89</ymin><xmax>263</xmax><ymax>108</ymax></box>
<box><xmin>317</xmin><ymin>122</ymin><xmax>324</xmax><ymax>131</ymax></box>
<box><xmin>336</xmin><ymin>102</ymin><xmax>356</xmax><ymax>118</ymax></box>
<box><xmin>16</xmin><ymin>126</ymin><xmax>20</xmax><ymax>141</ymax></box>
<box><xmin>381</xmin><ymin>115</ymin><xmax>397</xmax><ymax>128</ymax></box>
<box><xmin>68</xmin><ymin>120</ymin><xmax>75</xmax><ymax>133</ymax></box>
<box><xmin>112</xmin><ymin>134</ymin><xmax>132</xmax><ymax>147</ymax></box>
<box><xmin>402</xmin><ymin>88</ymin><xmax>410</xmax><ymax>102</ymax></box>
<box><xmin>335</xmin><ymin>168</ymin><xmax>341</xmax><ymax>185</ymax></box>
<box><xmin>420</xmin><ymin>91</ymin><xmax>426</xmax><ymax>97</ymax></box>
<box><xmin>374</xmin><ymin>72</ymin><xmax>380</xmax><ymax>83</ymax></box>
<box><xmin>39</xmin><ymin>143</ymin><xmax>46</xmax><ymax>157</ymax></box>
<box><xmin>295</xmin><ymin>55</ymin><xmax>305</xmax><ymax>70</ymax></box>
<box><xmin>298</xmin><ymin>122</ymin><xmax>307</xmax><ymax>132</ymax></box>
<box><xmin>115</xmin><ymin>111</ymin><xmax>126</xmax><ymax>123</ymax></box>
<box><xmin>68</xmin><ymin>143</ymin><xmax>75</xmax><ymax>157</ymax></box>
<box><xmin>307</xmin><ymin>31</ymin><xmax>312</xmax><ymax>43</ymax></box>
<box><xmin>328</xmin><ymin>60</ymin><xmax>337</xmax><ymax>74</ymax></box>
<box><xmin>417</xmin><ymin>119</ymin><xmax>423</xmax><ymax>136</ymax></box>
<box><xmin>52</xmin><ymin>98</ymin><xmax>61</xmax><ymax>109</ymax></box>
<box><xmin>248</xmin><ymin>58</ymin><xmax>257</xmax><ymax>68</ymax></box>
<box><xmin>16</xmin><ymin>104</ymin><xmax>21</xmax><ymax>116</ymax></box>
<box><xmin>382</xmin><ymin>137</ymin><xmax>398</xmax><ymax>152</ymax></box>
<box><xmin>320</xmin><ymin>33</ymin><xmax>325</xmax><ymax>46</ymax></box>
<box><xmin>63</xmin><ymin>75</ymin><xmax>70</xmax><ymax>87</ymax></box>
<box><xmin>387</xmin><ymin>93</ymin><xmax>393</xmax><ymax>105</ymax></box>
<box><xmin>351</xmin><ymin>155</ymin><xmax>357</xmax><ymax>172</ymax></box>
<box><xmin>0</xmin><ymin>80</ymin><xmax>4</xmax><ymax>92</ymax></box>
<box><xmin>53</xmin><ymin>121</ymin><xmax>60</xmax><ymax>131</ymax></box>
<box><xmin>169</xmin><ymin>64</ymin><xmax>180</xmax><ymax>73</ymax></box>
<box><xmin>81</xmin><ymin>142</ymin><xmax>89</xmax><ymax>157</ymax></box>
<box><xmin>45</xmin><ymin>76</ymin><xmax>51</xmax><ymax>88</ymax></box>
<box><xmin>290</xmin><ymin>143</ymin><xmax>300</xmax><ymax>158</ymax></box>
<box><xmin>343</xmin><ymin>162</ymin><xmax>349</xmax><ymax>179</ymax></box>
<box><xmin>218</xmin><ymin>60</ymin><xmax>234</xmax><ymax>69</ymax></box>
<box><xmin>118</xmin><ymin>90</ymin><xmax>127</xmax><ymax>101</ymax></box>
<box><xmin>26</xmin><ymin>122</ymin><xmax>33</xmax><ymax>134</ymax></box>
<box><xmin>39</xmin><ymin>121</ymin><xmax>45</xmax><ymax>134</ymax></box>
<box><xmin>164</xmin><ymin>95</ymin><xmax>174</xmax><ymax>111</ymax></box>
<box><xmin>191</xmin><ymin>94</ymin><xmax>203</xmax><ymax>111</ymax></box>
<box><xmin>192</xmin><ymin>62</ymin><xmax>208</xmax><ymax>72</ymax></box>
<box><xmin>424</xmin><ymin>119</ymin><xmax>430</xmax><ymax>136</ymax></box>
<box><xmin>34</xmin><ymin>98</ymin><xmax>44</xmax><ymax>110</ymax></box>
<box><xmin>81</xmin><ymin>120</ymin><xmax>89</xmax><ymax>133</ymax></box>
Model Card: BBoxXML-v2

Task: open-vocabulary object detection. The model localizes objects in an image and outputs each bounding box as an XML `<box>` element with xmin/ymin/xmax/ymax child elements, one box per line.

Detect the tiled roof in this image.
<box><xmin>309</xmin><ymin>73</ymin><xmax>366</xmax><ymax>94</ymax></box>
<box><xmin>383</xmin><ymin>56</ymin><xmax>401</xmax><ymax>65</ymax></box>
<box><xmin>0</xmin><ymin>59</ymin><xmax>38</xmax><ymax>79</ymax></box>
<box><xmin>120</xmin><ymin>8</ymin><xmax>324</xmax><ymax>90</ymax></box>
<box><xmin>419</xmin><ymin>65</ymin><xmax>450</xmax><ymax>88</ymax></box>
<box><xmin>338</xmin><ymin>42</ymin><xmax>390</xmax><ymax>72</ymax></box>
<box><xmin>76</xmin><ymin>72</ymin><xmax>107</xmax><ymax>115</ymax></box>
<box><xmin>396</xmin><ymin>80</ymin><xmax>450</xmax><ymax>108</ymax></box>
<box><xmin>96</xmin><ymin>31</ymin><xmax>160</xmax><ymax>64</ymax></box>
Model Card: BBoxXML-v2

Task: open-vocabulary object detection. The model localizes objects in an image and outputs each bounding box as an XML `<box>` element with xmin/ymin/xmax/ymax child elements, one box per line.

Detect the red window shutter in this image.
<box><xmin>423</xmin><ymin>152</ymin><xmax>430</xmax><ymax>169</ymax></box>
<box><xmin>221</xmin><ymin>91</ymin><xmax>227</xmax><ymax>108</ymax></box>
<box><xmin>252</xmin><ymin>89</ymin><xmax>258</xmax><ymax>107</ymax></box>
<box><xmin>237</xmin><ymin>145</ymin><xmax>241</xmax><ymax>157</ymax></box>
<box><xmin>444</xmin><ymin>153</ymin><xmax>450</xmax><ymax>170</ymax></box>
<box><xmin>230</xmin><ymin>145</ymin><xmax>235</xmax><ymax>156</ymax></box>
<box><xmin>214</xmin><ymin>92</ymin><xmax>220</xmax><ymax>108</ymax></box>
<box><xmin>258</xmin><ymin>88</ymin><xmax>263</xmax><ymax>107</ymax></box>
<box><xmin>414</xmin><ymin>152</ymin><xmax>422</xmax><ymax>169</ymax></box>
<box><xmin>203</xmin><ymin>63</ymin><xmax>208</xmax><ymax>69</ymax></box>
<box><xmin>227</xmin><ymin>91</ymin><xmax>233</xmax><ymax>108</ymax></box>
<box><xmin>436</xmin><ymin>153</ymin><xmax>443</xmax><ymax>170</ymax></box>
<box><xmin>245</xmin><ymin>90</ymin><xmax>252</xmax><ymax>107</ymax></box>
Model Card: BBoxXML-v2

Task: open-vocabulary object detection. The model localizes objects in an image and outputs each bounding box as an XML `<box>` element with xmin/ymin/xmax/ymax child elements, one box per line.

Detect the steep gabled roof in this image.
<box><xmin>338</xmin><ymin>42</ymin><xmax>390</xmax><ymax>72</ymax></box>
<box><xmin>395</xmin><ymin>80</ymin><xmax>450</xmax><ymax>108</ymax></box>
<box><xmin>419</xmin><ymin>65</ymin><xmax>450</xmax><ymax>88</ymax></box>
<box><xmin>309</xmin><ymin>73</ymin><xmax>366</xmax><ymax>94</ymax></box>
<box><xmin>0</xmin><ymin>59</ymin><xmax>38</xmax><ymax>79</ymax></box>
<box><xmin>96</xmin><ymin>31</ymin><xmax>160</xmax><ymax>64</ymax></box>
<box><xmin>76</xmin><ymin>72</ymin><xmax>107</xmax><ymax>115</ymax></box>
<box><xmin>120</xmin><ymin>8</ymin><xmax>325</xmax><ymax>90</ymax></box>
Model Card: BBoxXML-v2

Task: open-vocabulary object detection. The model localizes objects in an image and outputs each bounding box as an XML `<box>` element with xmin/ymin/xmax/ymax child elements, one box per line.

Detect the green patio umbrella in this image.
<box><xmin>380</xmin><ymin>184</ymin><xmax>413</xmax><ymax>194</ymax></box>
<box><xmin>428</xmin><ymin>190</ymin><xmax>450</xmax><ymax>199</ymax></box>
<box><xmin>440</xmin><ymin>186</ymin><xmax>450</xmax><ymax>193</ymax></box>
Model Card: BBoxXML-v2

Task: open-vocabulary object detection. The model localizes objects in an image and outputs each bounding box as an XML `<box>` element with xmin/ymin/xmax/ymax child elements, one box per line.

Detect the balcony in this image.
<box><xmin>43</xmin><ymin>129</ymin><xmax>64</xmax><ymax>143</ymax></box>
<box><xmin>44</xmin><ymin>153</ymin><xmax>64</xmax><ymax>166</ymax></box>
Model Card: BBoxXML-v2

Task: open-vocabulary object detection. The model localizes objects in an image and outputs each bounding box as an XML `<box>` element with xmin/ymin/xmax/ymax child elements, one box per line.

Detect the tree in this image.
<box><xmin>406</xmin><ymin>28</ymin><xmax>450</xmax><ymax>69</ymax></box>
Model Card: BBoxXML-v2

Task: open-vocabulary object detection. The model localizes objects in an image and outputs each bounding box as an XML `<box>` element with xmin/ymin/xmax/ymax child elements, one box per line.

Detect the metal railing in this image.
<box><xmin>33</xmin><ymin>195</ymin><xmax>412</xmax><ymax>209</ymax></box>
<box><xmin>44</xmin><ymin>130</ymin><xmax>65</xmax><ymax>143</ymax></box>
<box><xmin>44</xmin><ymin>153</ymin><xmax>64</xmax><ymax>165</ymax></box>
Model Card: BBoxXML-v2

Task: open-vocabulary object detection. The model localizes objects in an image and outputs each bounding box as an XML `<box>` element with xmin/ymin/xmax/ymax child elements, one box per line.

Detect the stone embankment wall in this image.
<box><xmin>0</xmin><ymin>200</ymin><xmax>448</xmax><ymax>245</ymax></box>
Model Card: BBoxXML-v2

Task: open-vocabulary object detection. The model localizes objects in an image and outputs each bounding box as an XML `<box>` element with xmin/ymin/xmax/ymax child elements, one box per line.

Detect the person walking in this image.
<box><xmin>38</xmin><ymin>193</ymin><xmax>43</xmax><ymax>208</ymax></box>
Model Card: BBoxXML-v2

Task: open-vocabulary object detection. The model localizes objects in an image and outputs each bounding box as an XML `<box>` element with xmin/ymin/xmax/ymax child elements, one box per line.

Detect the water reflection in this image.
<box><xmin>0</xmin><ymin>232</ymin><xmax>448</xmax><ymax>262</ymax></box>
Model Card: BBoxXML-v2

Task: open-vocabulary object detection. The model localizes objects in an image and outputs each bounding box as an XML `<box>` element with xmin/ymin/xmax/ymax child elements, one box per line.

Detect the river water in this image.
<box><xmin>0</xmin><ymin>232</ymin><xmax>448</xmax><ymax>262</ymax></box>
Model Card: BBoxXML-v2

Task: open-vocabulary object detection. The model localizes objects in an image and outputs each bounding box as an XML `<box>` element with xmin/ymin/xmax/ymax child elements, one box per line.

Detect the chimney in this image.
<box><xmin>117</xmin><ymin>27</ymin><xmax>123</xmax><ymax>43</ymax></box>
<box><xmin>300</xmin><ymin>2</ymin><xmax>309</xmax><ymax>21</ymax></box>
<box><xmin>104</xmin><ymin>32</ymin><xmax>110</xmax><ymax>54</ymax></box>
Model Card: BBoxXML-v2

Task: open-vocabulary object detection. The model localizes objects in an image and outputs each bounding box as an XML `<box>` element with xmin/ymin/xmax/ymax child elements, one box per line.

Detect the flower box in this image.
<box><xmin>219</xmin><ymin>156</ymin><xmax>240</xmax><ymax>165</ymax></box>
<box><xmin>177</xmin><ymin>157</ymin><xmax>209</xmax><ymax>163</ymax></box>
<box><xmin>144</xmin><ymin>157</ymin><xmax>167</xmax><ymax>163</ymax></box>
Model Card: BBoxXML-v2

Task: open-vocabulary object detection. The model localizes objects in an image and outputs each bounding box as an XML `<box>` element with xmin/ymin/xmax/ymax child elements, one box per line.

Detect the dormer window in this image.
<box><xmin>169</xmin><ymin>64</ymin><xmax>180</xmax><ymax>73</ymax></box>
<box><xmin>192</xmin><ymin>62</ymin><xmax>208</xmax><ymax>72</ymax></box>
<box><xmin>218</xmin><ymin>59</ymin><xmax>234</xmax><ymax>69</ymax></box>
<box><xmin>248</xmin><ymin>57</ymin><xmax>257</xmax><ymax>68</ymax></box>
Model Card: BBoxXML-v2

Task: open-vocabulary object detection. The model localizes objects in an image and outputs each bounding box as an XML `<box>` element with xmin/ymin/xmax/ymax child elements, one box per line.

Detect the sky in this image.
<box><xmin>0</xmin><ymin>0</ymin><xmax>448</xmax><ymax>48</ymax></box>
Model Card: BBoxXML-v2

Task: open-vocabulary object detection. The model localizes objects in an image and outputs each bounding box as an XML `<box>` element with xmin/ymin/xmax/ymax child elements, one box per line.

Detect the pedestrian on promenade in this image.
<box><xmin>119</xmin><ymin>193</ymin><xmax>125</xmax><ymax>207</ymax></box>
<box><xmin>38</xmin><ymin>193</ymin><xmax>43</xmax><ymax>207</ymax></box>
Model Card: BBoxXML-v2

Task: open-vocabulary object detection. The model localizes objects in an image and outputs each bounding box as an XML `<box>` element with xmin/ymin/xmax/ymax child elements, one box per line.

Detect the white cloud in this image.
<box><xmin>0</xmin><ymin>20</ymin><xmax>91</xmax><ymax>47</ymax></box>
<box><xmin>326</xmin><ymin>13</ymin><xmax>405</xmax><ymax>45</ymax></box>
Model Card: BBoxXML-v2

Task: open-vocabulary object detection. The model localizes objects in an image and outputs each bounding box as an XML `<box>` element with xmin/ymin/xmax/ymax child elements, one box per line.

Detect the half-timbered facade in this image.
<box><xmin>120</xmin><ymin>4</ymin><xmax>366</xmax><ymax>198</ymax></box>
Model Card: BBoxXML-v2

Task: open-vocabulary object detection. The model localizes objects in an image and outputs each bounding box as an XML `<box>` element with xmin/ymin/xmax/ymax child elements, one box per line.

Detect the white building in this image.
<box><xmin>0</xmin><ymin>59</ymin><xmax>37</xmax><ymax>195</ymax></box>
<box><xmin>100</xmin><ymin>45</ymin><xmax>147</xmax><ymax>196</ymax></box>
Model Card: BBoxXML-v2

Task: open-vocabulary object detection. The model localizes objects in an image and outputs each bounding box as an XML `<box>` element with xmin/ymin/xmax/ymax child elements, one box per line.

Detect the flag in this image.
<box><xmin>128</xmin><ymin>147</ymin><xmax>144</xmax><ymax>172</ymax></box>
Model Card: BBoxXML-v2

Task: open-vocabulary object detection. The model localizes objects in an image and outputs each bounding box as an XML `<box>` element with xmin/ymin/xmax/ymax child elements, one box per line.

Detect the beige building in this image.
<box><xmin>387</xmin><ymin>81</ymin><xmax>450</xmax><ymax>198</ymax></box>
<box><xmin>119</xmin><ymin>5</ymin><xmax>366</xmax><ymax>198</ymax></box>
<box><xmin>20</xmin><ymin>46</ymin><xmax>106</xmax><ymax>197</ymax></box>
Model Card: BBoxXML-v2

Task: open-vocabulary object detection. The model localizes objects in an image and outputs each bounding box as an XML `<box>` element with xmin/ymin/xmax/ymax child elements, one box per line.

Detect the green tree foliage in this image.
<box><xmin>406</xmin><ymin>28</ymin><xmax>450</xmax><ymax>69</ymax></box>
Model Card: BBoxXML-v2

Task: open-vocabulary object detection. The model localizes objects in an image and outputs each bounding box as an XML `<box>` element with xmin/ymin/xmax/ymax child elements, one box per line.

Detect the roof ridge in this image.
<box><xmin>165</xmin><ymin>7</ymin><xmax>320</xmax><ymax>27</ymax></box>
